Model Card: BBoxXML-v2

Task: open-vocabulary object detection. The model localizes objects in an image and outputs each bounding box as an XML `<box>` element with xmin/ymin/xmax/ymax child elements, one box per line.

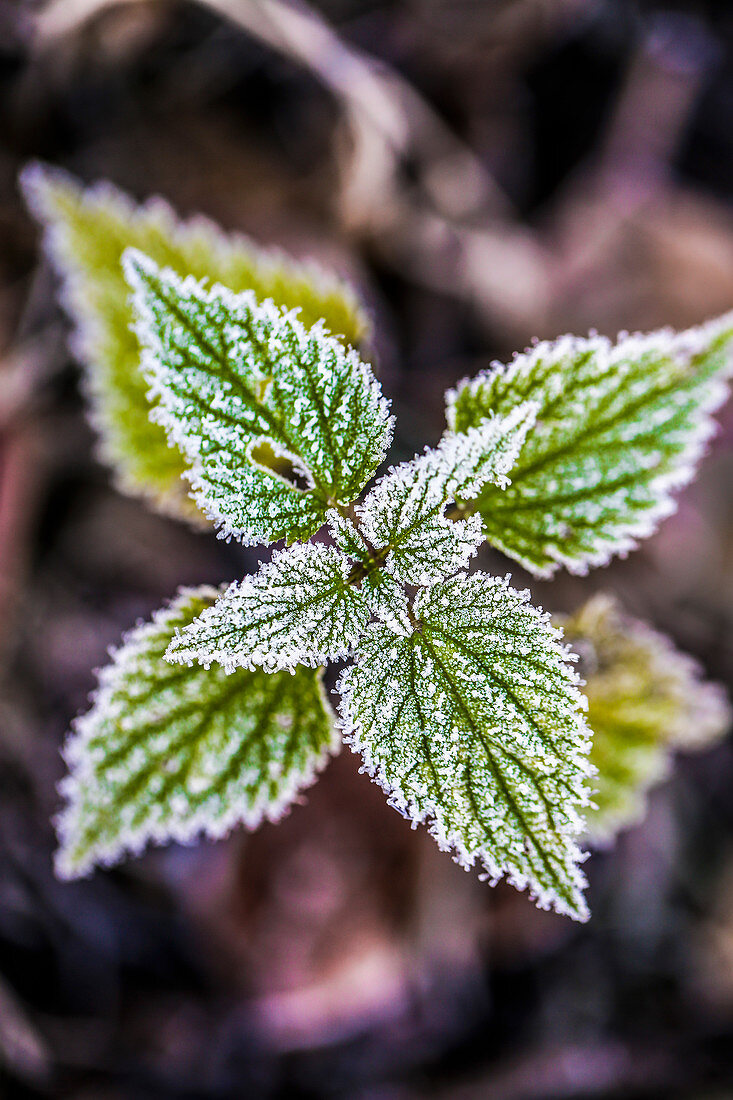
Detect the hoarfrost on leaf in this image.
<box><xmin>446</xmin><ymin>316</ymin><xmax>733</xmax><ymax>576</ymax></box>
<box><xmin>361</xmin><ymin>569</ymin><xmax>414</xmax><ymax>636</ymax></box>
<box><xmin>355</xmin><ymin>403</ymin><xmax>536</xmax><ymax>585</ymax></box>
<box><xmin>56</xmin><ymin>586</ymin><xmax>337</xmax><ymax>878</ymax></box>
<box><xmin>20</xmin><ymin>163</ymin><xmax>368</xmax><ymax>523</ymax></box>
<box><xmin>560</xmin><ymin>595</ymin><xmax>731</xmax><ymax>844</ymax></box>
<box><xmin>328</xmin><ymin>507</ymin><xmax>370</xmax><ymax>560</ymax></box>
<box><xmin>338</xmin><ymin>571</ymin><xmax>594</xmax><ymax>920</ymax></box>
<box><xmin>124</xmin><ymin>251</ymin><xmax>393</xmax><ymax>545</ymax></box>
<box><xmin>166</xmin><ymin>543</ymin><xmax>369</xmax><ymax>673</ymax></box>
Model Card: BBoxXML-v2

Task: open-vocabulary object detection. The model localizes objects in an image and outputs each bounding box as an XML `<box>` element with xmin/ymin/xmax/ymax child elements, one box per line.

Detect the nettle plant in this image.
<box><xmin>22</xmin><ymin>164</ymin><xmax>733</xmax><ymax>922</ymax></box>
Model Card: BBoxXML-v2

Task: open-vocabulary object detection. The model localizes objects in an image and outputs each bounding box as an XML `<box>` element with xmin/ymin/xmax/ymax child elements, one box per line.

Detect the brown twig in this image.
<box><xmin>33</xmin><ymin>0</ymin><xmax>552</xmax><ymax>339</ymax></box>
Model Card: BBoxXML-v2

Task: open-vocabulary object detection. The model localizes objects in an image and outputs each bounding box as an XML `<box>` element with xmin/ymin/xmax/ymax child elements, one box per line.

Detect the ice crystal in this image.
<box><xmin>561</xmin><ymin>595</ymin><xmax>731</xmax><ymax>844</ymax></box>
<box><xmin>124</xmin><ymin>251</ymin><xmax>393</xmax><ymax>545</ymax></box>
<box><xmin>355</xmin><ymin>403</ymin><xmax>536</xmax><ymax>585</ymax></box>
<box><xmin>21</xmin><ymin>165</ymin><xmax>367</xmax><ymax>523</ymax></box>
<box><xmin>338</xmin><ymin>571</ymin><xmax>594</xmax><ymax>921</ymax></box>
<box><xmin>56</xmin><ymin>587</ymin><xmax>337</xmax><ymax>878</ymax></box>
<box><xmin>362</xmin><ymin>569</ymin><xmax>413</xmax><ymax>636</ymax></box>
<box><xmin>166</xmin><ymin>543</ymin><xmax>369</xmax><ymax>673</ymax></box>
<box><xmin>447</xmin><ymin>316</ymin><xmax>733</xmax><ymax>576</ymax></box>
<box><xmin>327</xmin><ymin>507</ymin><xmax>369</xmax><ymax>560</ymax></box>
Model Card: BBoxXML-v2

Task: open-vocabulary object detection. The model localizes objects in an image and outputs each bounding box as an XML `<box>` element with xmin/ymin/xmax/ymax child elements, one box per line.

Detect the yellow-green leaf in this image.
<box><xmin>21</xmin><ymin>163</ymin><xmax>369</xmax><ymax>523</ymax></box>
<box><xmin>561</xmin><ymin>595</ymin><xmax>730</xmax><ymax>843</ymax></box>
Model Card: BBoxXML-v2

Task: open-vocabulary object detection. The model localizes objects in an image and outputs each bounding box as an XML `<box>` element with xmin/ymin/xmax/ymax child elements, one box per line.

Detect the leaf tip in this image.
<box><xmin>121</xmin><ymin>245</ymin><xmax>158</xmax><ymax>288</ymax></box>
<box><xmin>19</xmin><ymin>159</ymin><xmax>73</xmax><ymax>220</ymax></box>
<box><xmin>53</xmin><ymin>844</ymin><xmax>88</xmax><ymax>882</ymax></box>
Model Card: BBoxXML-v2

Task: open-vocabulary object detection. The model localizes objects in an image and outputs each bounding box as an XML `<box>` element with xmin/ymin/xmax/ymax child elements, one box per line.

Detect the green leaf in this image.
<box><xmin>166</xmin><ymin>543</ymin><xmax>369</xmax><ymax>673</ymax></box>
<box><xmin>338</xmin><ymin>572</ymin><xmax>594</xmax><ymax>920</ymax></box>
<box><xmin>21</xmin><ymin>163</ymin><xmax>369</xmax><ymax>523</ymax></box>
<box><xmin>56</xmin><ymin>586</ymin><xmax>337</xmax><ymax>878</ymax></box>
<box><xmin>353</xmin><ymin>403</ymin><xmax>536</xmax><ymax>585</ymax></box>
<box><xmin>560</xmin><ymin>595</ymin><xmax>731</xmax><ymax>844</ymax></box>
<box><xmin>124</xmin><ymin>251</ymin><xmax>393</xmax><ymax>545</ymax></box>
<box><xmin>446</xmin><ymin>317</ymin><xmax>733</xmax><ymax>576</ymax></box>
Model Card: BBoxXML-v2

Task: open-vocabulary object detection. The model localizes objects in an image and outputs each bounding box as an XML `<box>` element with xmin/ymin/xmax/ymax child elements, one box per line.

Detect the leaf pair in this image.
<box><xmin>22</xmin><ymin>164</ymin><xmax>368</xmax><ymax>523</ymax></box>
<box><xmin>28</xmin><ymin>165</ymin><xmax>733</xmax><ymax>580</ymax></box>
<box><xmin>61</xmin><ymin>570</ymin><xmax>593</xmax><ymax>922</ymax></box>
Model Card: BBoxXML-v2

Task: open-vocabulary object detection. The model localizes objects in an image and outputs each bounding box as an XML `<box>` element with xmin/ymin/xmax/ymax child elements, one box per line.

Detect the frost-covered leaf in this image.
<box><xmin>125</xmin><ymin>251</ymin><xmax>392</xmax><ymax>545</ymax></box>
<box><xmin>560</xmin><ymin>595</ymin><xmax>731</xmax><ymax>844</ymax></box>
<box><xmin>447</xmin><ymin>317</ymin><xmax>733</xmax><ymax>576</ymax></box>
<box><xmin>338</xmin><ymin>572</ymin><xmax>593</xmax><ymax>920</ymax></box>
<box><xmin>355</xmin><ymin>404</ymin><xmax>536</xmax><ymax>585</ymax></box>
<box><xmin>21</xmin><ymin>164</ymin><xmax>368</xmax><ymax>523</ymax></box>
<box><xmin>56</xmin><ymin>586</ymin><xmax>337</xmax><ymax>878</ymax></box>
<box><xmin>167</xmin><ymin>543</ymin><xmax>368</xmax><ymax>673</ymax></box>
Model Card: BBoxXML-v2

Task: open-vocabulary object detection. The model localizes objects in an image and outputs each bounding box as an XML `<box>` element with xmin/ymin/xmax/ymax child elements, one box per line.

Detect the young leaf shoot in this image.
<box><xmin>24</xmin><ymin>170</ymin><xmax>733</xmax><ymax>923</ymax></box>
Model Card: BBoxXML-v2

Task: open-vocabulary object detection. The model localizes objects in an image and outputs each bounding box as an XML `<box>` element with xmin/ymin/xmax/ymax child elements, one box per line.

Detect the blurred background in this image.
<box><xmin>4</xmin><ymin>0</ymin><xmax>733</xmax><ymax>1096</ymax></box>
